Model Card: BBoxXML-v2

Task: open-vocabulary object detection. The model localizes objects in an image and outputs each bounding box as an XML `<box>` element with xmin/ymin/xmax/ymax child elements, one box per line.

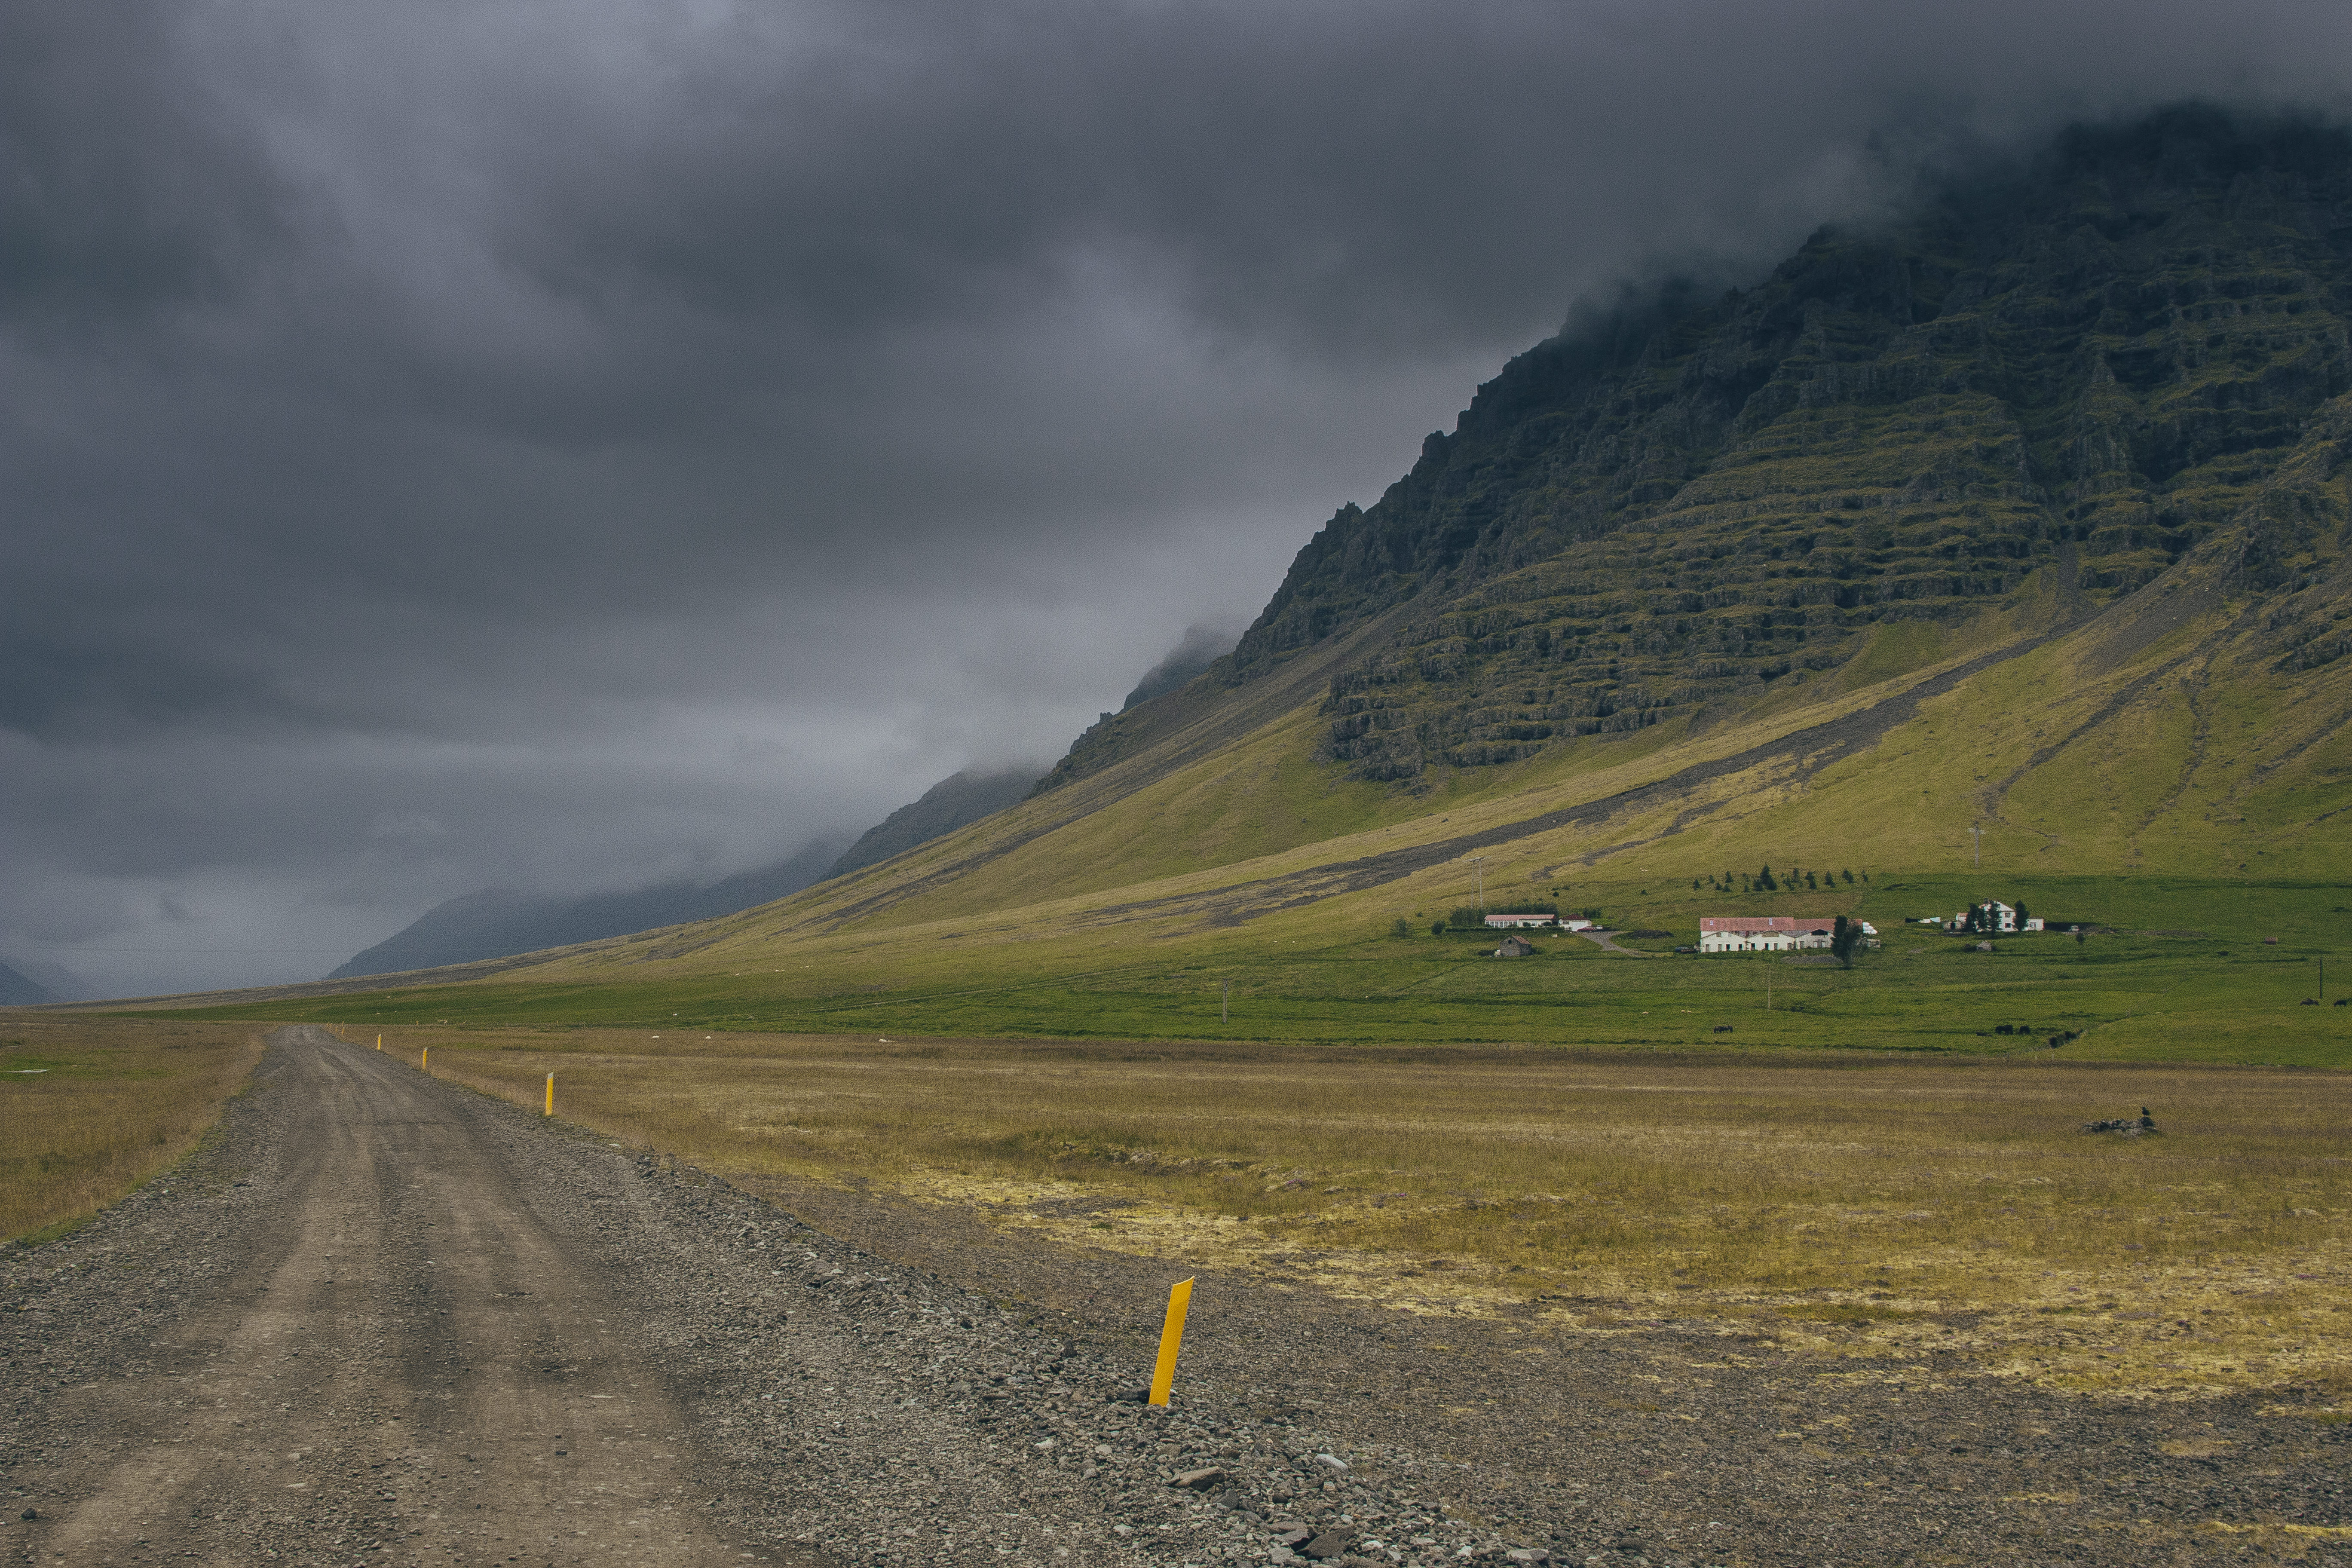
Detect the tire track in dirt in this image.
<box><xmin>24</xmin><ymin>1027</ymin><xmax>754</xmax><ymax>1567</ymax></box>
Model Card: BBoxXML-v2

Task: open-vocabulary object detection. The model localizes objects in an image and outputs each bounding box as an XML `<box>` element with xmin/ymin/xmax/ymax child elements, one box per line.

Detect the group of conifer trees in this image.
<box><xmin>1694</xmin><ymin>866</ymin><xmax>1865</xmax><ymax>893</ymax></box>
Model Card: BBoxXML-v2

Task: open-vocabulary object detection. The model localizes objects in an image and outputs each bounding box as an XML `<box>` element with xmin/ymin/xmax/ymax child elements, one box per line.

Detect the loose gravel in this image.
<box><xmin>3</xmin><ymin>1029</ymin><xmax>2346</xmax><ymax>1567</ymax></box>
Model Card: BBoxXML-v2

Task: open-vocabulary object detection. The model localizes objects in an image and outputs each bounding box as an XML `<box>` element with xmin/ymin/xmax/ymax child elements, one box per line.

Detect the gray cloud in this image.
<box><xmin>5</xmin><ymin>0</ymin><xmax>2350</xmax><ymax>993</ymax></box>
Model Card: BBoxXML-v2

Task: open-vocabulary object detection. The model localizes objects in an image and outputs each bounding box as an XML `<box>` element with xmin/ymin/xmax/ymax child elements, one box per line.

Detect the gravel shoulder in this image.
<box><xmin>5</xmin><ymin>1028</ymin><xmax>2346</xmax><ymax>1568</ymax></box>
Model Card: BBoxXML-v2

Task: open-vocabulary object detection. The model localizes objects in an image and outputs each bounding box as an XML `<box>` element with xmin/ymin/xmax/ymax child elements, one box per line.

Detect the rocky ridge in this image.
<box><xmin>1041</xmin><ymin>107</ymin><xmax>2352</xmax><ymax>796</ymax></box>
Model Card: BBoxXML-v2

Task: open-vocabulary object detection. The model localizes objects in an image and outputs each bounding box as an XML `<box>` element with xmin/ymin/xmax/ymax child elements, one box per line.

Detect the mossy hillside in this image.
<box><xmin>160</xmin><ymin>882</ymin><xmax>2350</xmax><ymax>1068</ymax></box>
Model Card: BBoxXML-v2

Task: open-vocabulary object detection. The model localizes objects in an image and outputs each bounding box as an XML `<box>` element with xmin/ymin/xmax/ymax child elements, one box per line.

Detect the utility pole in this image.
<box><xmin>1221</xmin><ymin>978</ymin><xmax>1230</xmax><ymax>1024</ymax></box>
<box><xmin>1969</xmin><ymin>824</ymin><xmax>1983</xmax><ymax>867</ymax></box>
<box><xmin>1468</xmin><ymin>856</ymin><xmax>1488</xmax><ymax>910</ymax></box>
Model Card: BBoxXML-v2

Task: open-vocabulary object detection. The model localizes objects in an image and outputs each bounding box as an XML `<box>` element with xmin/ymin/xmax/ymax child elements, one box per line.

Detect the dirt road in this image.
<box><xmin>1575</xmin><ymin>929</ymin><xmax>1653</xmax><ymax>956</ymax></box>
<box><xmin>2</xmin><ymin>1029</ymin><xmax>1163</xmax><ymax>1568</ymax></box>
<box><xmin>10</xmin><ymin>1028</ymin><xmax>770</xmax><ymax>1565</ymax></box>
<box><xmin>6</xmin><ymin>1028</ymin><xmax>2347</xmax><ymax>1568</ymax></box>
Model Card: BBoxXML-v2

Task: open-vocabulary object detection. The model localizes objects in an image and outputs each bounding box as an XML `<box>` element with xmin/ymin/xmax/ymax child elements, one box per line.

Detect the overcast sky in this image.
<box><xmin>6</xmin><ymin>0</ymin><xmax>2350</xmax><ymax>997</ymax></box>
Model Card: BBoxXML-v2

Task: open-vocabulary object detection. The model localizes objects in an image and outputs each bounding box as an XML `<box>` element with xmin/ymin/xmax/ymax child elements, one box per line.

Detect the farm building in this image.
<box><xmin>1482</xmin><ymin>913</ymin><xmax>1592</xmax><ymax>931</ymax></box>
<box><xmin>1699</xmin><ymin>917</ymin><xmax>1832</xmax><ymax>953</ymax></box>
<box><xmin>1492</xmin><ymin>934</ymin><xmax>1537</xmax><ymax>958</ymax></box>
<box><xmin>1943</xmin><ymin>902</ymin><xmax>2044</xmax><ymax>933</ymax></box>
<box><xmin>1697</xmin><ymin>917</ymin><xmax>1876</xmax><ymax>954</ymax></box>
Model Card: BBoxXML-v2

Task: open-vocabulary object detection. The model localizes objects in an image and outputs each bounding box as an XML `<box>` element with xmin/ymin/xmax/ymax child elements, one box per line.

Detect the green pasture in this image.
<box><xmin>145</xmin><ymin>875</ymin><xmax>2350</xmax><ymax>1066</ymax></box>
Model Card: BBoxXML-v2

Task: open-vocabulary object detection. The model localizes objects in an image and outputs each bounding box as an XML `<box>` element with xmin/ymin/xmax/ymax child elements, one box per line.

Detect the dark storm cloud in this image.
<box><xmin>5</xmin><ymin>0</ymin><xmax>2350</xmax><ymax>993</ymax></box>
<box><xmin>0</xmin><ymin>0</ymin><xmax>285</xmax><ymax>324</ymax></box>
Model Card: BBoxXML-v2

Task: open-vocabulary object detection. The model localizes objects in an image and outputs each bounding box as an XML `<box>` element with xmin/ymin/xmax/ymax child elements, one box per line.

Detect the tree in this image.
<box><xmin>1391</xmin><ymin>918</ymin><xmax>1412</xmax><ymax>938</ymax></box>
<box><xmin>1806</xmin><ymin>871</ymin><xmax>1819</xmax><ymax>889</ymax></box>
<box><xmin>1831</xmin><ymin>916</ymin><xmax>1864</xmax><ymax>968</ymax></box>
<box><xmin>1841</xmin><ymin>868</ymin><xmax>1854</xmax><ymax>884</ymax></box>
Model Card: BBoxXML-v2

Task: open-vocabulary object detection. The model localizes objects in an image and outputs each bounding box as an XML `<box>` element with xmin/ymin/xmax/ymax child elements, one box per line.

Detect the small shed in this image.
<box><xmin>1493</xmin><ymin>934</ymin><xmax>1536</xmax><ymax>958</ymax></box>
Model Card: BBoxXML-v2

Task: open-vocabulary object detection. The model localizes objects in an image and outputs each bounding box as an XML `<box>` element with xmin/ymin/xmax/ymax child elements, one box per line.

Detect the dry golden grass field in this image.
<box><xmin>0</xmin><ymin>1017</ymin><xmax>264</xmax><ymax>1243</ymax></box>
<box><xmin>373</xmin><ymin>1024</ymin><xmax>2351</xmax><ymax>1403</ymax></box>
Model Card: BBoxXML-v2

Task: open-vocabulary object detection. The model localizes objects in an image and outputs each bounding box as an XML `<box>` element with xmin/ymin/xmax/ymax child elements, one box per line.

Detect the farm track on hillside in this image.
<box><xmin>4</xmin><ymin>1029</ymin><xmax>2343</xmax><ymax>1568</ymax></box>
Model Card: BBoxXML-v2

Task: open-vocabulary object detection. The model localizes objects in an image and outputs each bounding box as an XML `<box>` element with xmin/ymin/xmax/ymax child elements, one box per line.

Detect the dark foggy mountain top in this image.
<box><xmin>1041</xmin><ymin>104</ymin><xmax>2352</xmax><ymax>800</ymax></box>
<box><xmin>0</xmin><ymin>961</ymin><xmax>62</xmax><ymax>1008</ymax></box>
<box><xmin>334</xmin><ymin>753</ymin><xmax>1056</xmax><ymax>979</ymax></box>
<box><xmin>0</xmin><ymin>954</ymin><xmax>96</xmax><ymax>1004</ymax></box>
<box><xmin>824</xmin><ymin>767</ymin><xmax>1050</xmax><ymax>882</ymax></box>
<box><xmin>330</xmin><ymin>836</ymin><xmax>851</xmax><ymax>980</ymax></box>
<box><xmin>6</xmin><ymin>0</ymin><xmax>2352</xmax><ymax>995</ymax></box>
<box><xmin>1121</xmin><ymin>625</ymin><xmax>1242</xmax><ymax>714</ymax></box>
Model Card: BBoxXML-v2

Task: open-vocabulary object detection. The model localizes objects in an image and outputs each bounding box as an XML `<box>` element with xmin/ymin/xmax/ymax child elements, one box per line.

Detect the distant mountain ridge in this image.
<box><xmin>824</xmin><ymin>766</ymin><xmax>1045</xmax><ymax>880</ymax></box>
<box><xmin>1121</xmin><ymin>625</ymin><xmax>1237</xmax><ymax>712</ymax></box>
<box><xmin>0</xmin><ymin>953</ymin><xmax>93</xmax><ymax>1002</ymax></box>
<box><xmin>330</xmin><ymin>837</ymin><xmax>847</xmax><ymax>979</ymax></box>
<box><xmin>0</xmin><ymin>959</ymin><xmax>59</xmax><ymax>1006</ymax></box>
<box><xmin>331</xmin><ymin>762</ymin><xmax>1052</xmax><ymax>980</ymax></box>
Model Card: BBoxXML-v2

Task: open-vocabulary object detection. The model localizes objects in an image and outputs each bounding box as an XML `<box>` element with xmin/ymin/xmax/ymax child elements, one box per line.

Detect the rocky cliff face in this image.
<box><xmin>1049</xmin><ymin>107</ymin><xmax>2352</xmax><ymax>793</ymax></box>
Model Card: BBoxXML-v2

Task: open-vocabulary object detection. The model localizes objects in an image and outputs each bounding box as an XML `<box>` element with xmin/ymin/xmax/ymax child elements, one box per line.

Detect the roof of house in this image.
<box><xmin>1699</xmin><ymin>916</ymin><xmax>1838</xmax><ymax>934</ymax></box>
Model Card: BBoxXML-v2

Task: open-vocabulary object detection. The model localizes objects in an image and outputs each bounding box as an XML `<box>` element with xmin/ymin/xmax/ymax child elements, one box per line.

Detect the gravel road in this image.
<box><xmin>5</xmin><ymin>1028</ymin><xmax>2346</xmax><ymax>1568</ymax></box>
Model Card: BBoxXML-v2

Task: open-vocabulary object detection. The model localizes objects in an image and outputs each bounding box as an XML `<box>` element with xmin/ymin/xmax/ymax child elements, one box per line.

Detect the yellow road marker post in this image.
<box><xmin>376</xmin><ymin>1035</ymin><xmax>382</xmax><ymax>1051</ymax></box>
<box><xmin>1148</xmin><ymin>1277</ymin><xmax>1195</xmax><ymax>1407</ymax></box>
<box><xmin>544</xmin><ymin>1073</ymin><xmax>554</xmax><ymax>1116</ymax></box>
<box><xmin>421</xmin><ymin>1047</ymin><xmax>428</xmax><ymax>1072</ymax></box>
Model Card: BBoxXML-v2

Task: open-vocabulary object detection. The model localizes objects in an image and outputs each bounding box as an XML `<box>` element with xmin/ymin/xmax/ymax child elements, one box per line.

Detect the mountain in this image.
<box><xmin>331</xmin><ymin>761</ymin><xmax>1054</xmax><ymax>981</ymax></box>
<box><xmin>703</xmin><ymin>106</ymin><xmax>2352</xmax><ymax>919</ymax></box>
<box><xmin>202</xmin><ymin>106</ymin><xmax>2352</xmax><ymax>1024</ymax></box>
<box><xmin>329</xmin><ymin>836</ymin><xmax>848</xmax><ymax>979</ymax></box>
<box><xmin>824</xmin><ymin>766</ymin><xmax>1047</xmax><ymax>880</ymax></box>
<box><xmin>1120</xmin><ymin>625</ymin><xmax>1238</xmax><ymax>712</ymax></box>
<box><xmin>0</xmin><ymin>959</ymin><xmax>60</xmax><ymax>1006</ymax></box>
<box><xmin>1040</xmin><ymin>106</ymin><xmax>2352</xmax><ymax>800</ymax></box>
<box><xmin>0</xmin><ymin>953</ymin><xmax>94</xmax><ymax>1002</ymax></box>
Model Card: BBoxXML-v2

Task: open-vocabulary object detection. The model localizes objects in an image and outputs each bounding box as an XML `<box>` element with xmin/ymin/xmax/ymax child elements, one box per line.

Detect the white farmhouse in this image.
<box><xmin>1483</xmin><ymin>913</ymin><xmax>1558</xmax><ymax>929</ymax></box>
<box><xmin>1948</xmin><ymin>901</ymin><xmax>2019</xmax><ymax>933</ymax></box>
<box><xmin>1699</xmin><ymin>916</ymin><xmax>1830</xmax><ymax>953</ymax></box>
<box><xmin>1697</xmin><ymin>917</ymin><xmax>1875</xmax><ymax>954</ymax></box>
